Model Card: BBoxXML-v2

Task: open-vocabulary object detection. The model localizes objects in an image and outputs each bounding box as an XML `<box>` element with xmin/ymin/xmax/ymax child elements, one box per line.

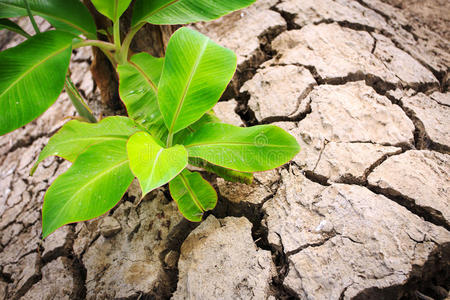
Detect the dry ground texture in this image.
<box><xmin>1</xmin><ymin>0</ymin><xmax>449</xmax><ymax>299</ymax></box>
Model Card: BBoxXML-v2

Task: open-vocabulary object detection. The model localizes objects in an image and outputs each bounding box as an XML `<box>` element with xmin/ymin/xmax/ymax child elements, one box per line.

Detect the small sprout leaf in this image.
<box><xmin>169</xmin><ymin>170</ymin><xmax>217</xmax><ymax>222</ymax></box>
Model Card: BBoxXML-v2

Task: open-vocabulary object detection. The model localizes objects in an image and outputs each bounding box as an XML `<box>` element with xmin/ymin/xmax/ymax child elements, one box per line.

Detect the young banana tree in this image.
<box><xmin>0</xmin><ymin>0</ymin><xmax>300</xmax><ymax>238</ymax></box>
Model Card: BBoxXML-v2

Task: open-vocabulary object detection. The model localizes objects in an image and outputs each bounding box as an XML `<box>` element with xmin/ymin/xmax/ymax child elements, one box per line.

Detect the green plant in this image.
<box><xmin>0</xmin><ymin>0</ymin><xmax>300</xmax><ymax>238</ymax></box>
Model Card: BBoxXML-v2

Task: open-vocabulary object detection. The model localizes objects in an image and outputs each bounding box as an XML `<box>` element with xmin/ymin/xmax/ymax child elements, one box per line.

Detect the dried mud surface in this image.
<box><xmin>0</xmin><ymin>1</ymin><xmax>449</xmax><ymax>299</ymax></box>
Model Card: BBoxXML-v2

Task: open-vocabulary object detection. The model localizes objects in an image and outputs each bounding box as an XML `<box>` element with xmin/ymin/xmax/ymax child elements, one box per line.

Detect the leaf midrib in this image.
<box><xmin>185</xmin><ymin>141</ymin><xmax>298</xmax><ymax>149</ymax></box>
<box><xmin>168</xmin><ymin>38</ymin><xmax>208</xmax><ymax>135</ymax></box>
<box><xmin>180</xmin><ymin>173</ymin><xmax>205</xmax><ymax>212</ymax></box>
<box><xmin>129</xmin><ymin>60</ymin><xmax>158</xmax><ymax>92</ymax></box>
<box><xmin>114</xmin><ymin>0</ymin><xmax>119</xmax><ymax>21</ymax></box>
<box><xmin>0</xmin><ymin>45</ymin><xmax>69</xmax><ymax>98</ymax></box>
<box><xmin>144</xmin><ymin>147</ymin><xmax>163</xmax><ymax>191</ymax></box>
<box><xmin>0</xmin><ymin>2</ymin><xmax>90</xmax><ymax>36</ymax></box>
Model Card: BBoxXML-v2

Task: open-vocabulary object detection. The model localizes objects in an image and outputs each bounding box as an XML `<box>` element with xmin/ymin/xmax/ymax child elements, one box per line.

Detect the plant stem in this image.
<box><xmin>65</xmin><ymin>76</ymin><xmax>97</xmax><ymax>123</ymax></box>
<box><xmin>120</xmin><ymin>22</ymin><xmax>145</xmax><ymax>63</ymax></box>
<box><xmin>72</xmin><ymin>40</ymin><xmax>117</xmax><ymax>66</ymax></box>
<box><xmin>72</xmin><ymin>40</ymin><xmax>116</xmax><ymax>51</ymax></box>
<box><xmin>23</xmin><ymin>0</ymin><xmax>40</xmax><ymax>34</ymax></box>
<box><xmin>166</xmin><ymin>132</ymin><xmax>174</xmax><ymax>148</ymax></box>
<box><xmin>113</xmin><ymin>19</ymin><xmax>123</xmax><ymax>64</ymax></box>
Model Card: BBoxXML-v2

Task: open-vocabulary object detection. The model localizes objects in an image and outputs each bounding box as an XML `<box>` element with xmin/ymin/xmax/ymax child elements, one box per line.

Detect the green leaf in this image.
<box><xmin>183</xmin><ymin>123</ymin><xmax>300</xmax><ymax>172</ymax></box>
<box><xmin>174</xmin><ymin>111</ymin><xmax>253</xmax><ymax>184</ymax></box>
<box><xmin>127</xmin><ymin>131</ymin><xmax>188</xmax><ymax>196</ymax></box>
<box><xmin>0</xmin><ymin>18</ymin><xmax>30</xmax><ymax>37</ymax></box>
<box><xmin>169</xmin><ymin>170</ymin><xmax>217</xmax><ymax>222</ymax></box>
<box><xmin>189</xmin><ymin>157</ymin><xmax>253</xmax><ymax>184</ymax></box>
<box><xmin>91</xmin><ymin>0</ymin><xmax>132</xmax><ymax>22</ymax></box>
<box><xmin>117</xmin><ymin>53</ymin><xmax>167</xmax><ymax>142</ymax></box>
<box><xmin>158</xmin><ymin>27</ymin><xmax>236</xmax><ymax>136</ymax></box>
<box><xmin>42</xmin><ymin>140</ymin><xmax>134</xmax><ymax>238</ymax></box>
<box><xmin>172</xmin><ymin>111</ymin><xmax>220</xmax><ymax>145</ymax></box>
<box><xmin>32</xmin><ymin>116</ymin><xmax>142</xmax><ymax>174</ymax></box>
<box><xmin>0</xmin><ymin>30</ymin><xmax>73</xmax><ymax>136</ymax></box>
<box><xmin>0</xmin><ymin>0</ymin><xmax>97</xmax><ymax>38</ymax></box>
<box><xmin>132</xmin><ymin>0</ymin><xmax>255</xmax><ymax>26</ymax></box>
<box><xmin>117</xmin><ymin>53</ymin><xmax>218</xmax><ymax>145</ymax></box>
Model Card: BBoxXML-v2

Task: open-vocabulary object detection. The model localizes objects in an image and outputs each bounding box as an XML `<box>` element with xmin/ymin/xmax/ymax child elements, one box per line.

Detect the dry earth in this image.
<box><xmin>1</xmin><ymin>0</ymin><xmax>449</xmax><ymax>299</ymax></box>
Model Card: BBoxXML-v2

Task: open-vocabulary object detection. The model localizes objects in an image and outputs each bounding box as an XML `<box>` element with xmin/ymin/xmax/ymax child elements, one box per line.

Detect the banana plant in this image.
<box><xmin>0</xmin><ymin>0</ymin><xmax>300</xmax><ymax>238</ymax></box>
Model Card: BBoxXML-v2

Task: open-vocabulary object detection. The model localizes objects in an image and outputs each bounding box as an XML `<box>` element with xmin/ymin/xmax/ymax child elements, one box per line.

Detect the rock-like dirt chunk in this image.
<box><xmin>243</xmin><ymin>65</ymin><xmax>316</xmax><ymax>121</ymax></box>
<box><xmin>312</xmin><ymin>142</ymin><xmax>401</xmax><ymax>183</ymax></box>
<box><xmin>275</xmin><ymin>82</ymin><xmax>414</xmax><ymax>183</ymax></box>
<box><xmin>297</xmin><ymin>82</ymin><xmax>414</xmax><ymax>145</ymax></box>
<box><xmin>400</xmin><ymin>93</ymin><xmax>450</xmax><ymax>151</ymax></box>
<box><xmin>268</xmin><ymin>23</ymin><xmax>398</xmax><ymax>86</ymax></box>
<box><xmin>82</xmin><ymin>192</ymin><xmax>183</xmax><ymax>299</ymax></box>
<box><xmin>213</xmin><ymin>99</ymin><xmax>243</xmax><ymax>127</ymax></box>
<box><xmin>194</xmin><ymin>2</ymin><xmax>285</xmax><ymax>67</ymax></box>
<box><xmin>430</xmin><ymin>91</ymin><xmax>450</xmax><ymax>106</ymax></box>
<box><xmin>264</xmin><ymin>168</ymin><xmax>450</xmax><ymax>299</ymax></box>
<box><xmin>372</xmin><ymin>33</ymin><xmax>438</xmax><ymax>89</ymax></box>
<box><xmin>23</xmin><ymin>257</ymin><xmax>74</xmax><ymax>300</ymax></box>
<box><xmin>368</xmin><ymin>150</ymin><xmax>450</xmax><ymax>228</ymax></box>
<box><xmin>173</xmin><ymin>216</ymin><xmax>275</xmax><ymax>299</ymax></box>
<box><xmin>276</xmin><ymin>0</ymin><xmax>387</xmax><ymax>30</ymax></box>
<box><xmin>268</xmin><ymin>23</ymin><xmax>438</xmax><ymax>90</ymax></box>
